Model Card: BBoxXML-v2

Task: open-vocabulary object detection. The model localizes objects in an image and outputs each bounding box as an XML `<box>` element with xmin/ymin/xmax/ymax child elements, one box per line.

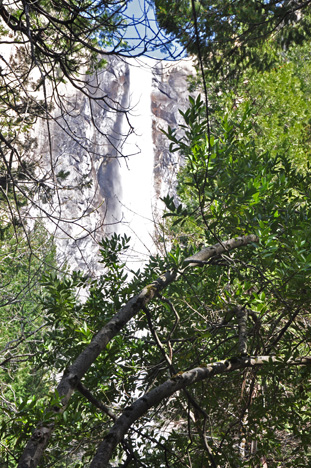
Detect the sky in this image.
<box><xmin>120</xmin><ymin>0</ymin><xmax>186</xmax><ymax>60</ymax></box>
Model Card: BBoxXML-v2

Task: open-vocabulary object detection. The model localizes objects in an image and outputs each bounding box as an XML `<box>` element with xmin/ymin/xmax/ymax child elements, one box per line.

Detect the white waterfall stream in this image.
<box><xmin>116</xmin><ymin>57</ymin><xmax>157</xmax><ymax>271</ymax></box>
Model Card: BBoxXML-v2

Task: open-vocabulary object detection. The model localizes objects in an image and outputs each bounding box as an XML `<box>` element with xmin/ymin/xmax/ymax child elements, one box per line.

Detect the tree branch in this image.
<box><xmin>90</xmin><ymin>355</ymin><xmax>311</xmax><ymax>468</ymax></box>
<box><xmin>184</xmin><ymin>235</ymin><xmax>259</xmax><ymax>266</ymax></box>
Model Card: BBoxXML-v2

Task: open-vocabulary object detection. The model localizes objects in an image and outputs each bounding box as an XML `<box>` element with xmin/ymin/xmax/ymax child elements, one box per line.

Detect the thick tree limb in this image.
<box><xmin>184</xmin><ymin>235</ymin><xmax>259</xmax><ymax>266</ymax></box>
<box><xmin>17</xmin><ymin>235</ymin><xmax>258</xmax><ymax>468</ymax></box>
<box><xmin>90</xmin><ymin>355</ymin><xmax>311</xmax><ymax>468</ymax></box>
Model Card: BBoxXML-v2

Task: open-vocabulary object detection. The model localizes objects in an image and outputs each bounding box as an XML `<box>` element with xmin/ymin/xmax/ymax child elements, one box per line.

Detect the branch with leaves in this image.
<box><xmin>17</xmin><ymin>234</ymin><xmax>258</xmax><ymax>468</ymax></box>
<box><xmin>91</xmin><ymin>355</ymin><xmax>311</xmax><ymax>468</ymax></box>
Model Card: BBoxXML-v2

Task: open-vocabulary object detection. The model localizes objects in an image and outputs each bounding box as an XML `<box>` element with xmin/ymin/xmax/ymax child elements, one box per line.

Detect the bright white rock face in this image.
<box><xmin>32</xmin><ymin>55</ymin><xmax>195</xmax><ymax>274</ymax></box>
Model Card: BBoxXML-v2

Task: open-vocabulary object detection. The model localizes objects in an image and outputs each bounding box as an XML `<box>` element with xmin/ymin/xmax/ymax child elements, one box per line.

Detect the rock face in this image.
<box><xmin>33</xmin><ymin>55</ymin><xmax>195</xmax><ymax>273</ymax></box>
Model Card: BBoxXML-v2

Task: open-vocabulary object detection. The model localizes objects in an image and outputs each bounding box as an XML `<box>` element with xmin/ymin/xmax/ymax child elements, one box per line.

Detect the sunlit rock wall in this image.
<box><xmin>33</xmin><ymin>56</ymin><xmax>195</xmax><ymax>273</ymax></box>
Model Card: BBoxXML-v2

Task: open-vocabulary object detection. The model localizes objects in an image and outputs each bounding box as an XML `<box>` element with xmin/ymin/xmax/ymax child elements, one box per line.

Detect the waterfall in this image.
<box><xmin>116</xmin><ymin>57</ymin><xmax>156</xmax><ymax>271</ymax></box>
<box><xmin>31</xmin><ymin>55</ymin><xmax>195</xmax><ymax>274</ymax></box>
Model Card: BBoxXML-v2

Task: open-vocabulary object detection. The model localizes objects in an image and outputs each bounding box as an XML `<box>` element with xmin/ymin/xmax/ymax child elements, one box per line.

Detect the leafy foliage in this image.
<box><xmin>155</xmin><ymin>0</ymin><xmax>311</xmax><ymax>78</ymax></box>
<box><xmin>157</xmin><ymin>95</ymin><xmax>311</xmax><ymax>466</ymax></box>
<box><xmin>2</xmin><ymin>1</ymin><xmax>311</xmax><ymax>467</ymax></box>
<box><xmin>9</xmin><ymin>94</ymin><xmax>311</xmax><ymax>466</ymax></box>
<box><xmin>0</xmin><ymin>222</ymin><xmax>56</xmax><ymax>466</ymax></box>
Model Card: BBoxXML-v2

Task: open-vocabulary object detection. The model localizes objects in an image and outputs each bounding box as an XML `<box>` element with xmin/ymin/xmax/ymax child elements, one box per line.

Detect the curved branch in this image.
<box><xmin>90</xmin><ymin>355</ymin><xmax>311</xmax><ymax>468</ymax></box>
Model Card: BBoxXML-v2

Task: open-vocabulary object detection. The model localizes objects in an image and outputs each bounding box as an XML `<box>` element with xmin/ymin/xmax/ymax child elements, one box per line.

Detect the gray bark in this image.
<box><xmin>184</xmin><ymin>235</ymin><xmax>259</xmax><ymax>266</ymax></box>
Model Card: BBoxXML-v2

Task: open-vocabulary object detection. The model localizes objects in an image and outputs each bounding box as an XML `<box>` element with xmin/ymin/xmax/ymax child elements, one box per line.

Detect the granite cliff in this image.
<box><xmin>33</xmin><ymin>55</ymin><xmax>195</xmax><ymax>273</ymax></box>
